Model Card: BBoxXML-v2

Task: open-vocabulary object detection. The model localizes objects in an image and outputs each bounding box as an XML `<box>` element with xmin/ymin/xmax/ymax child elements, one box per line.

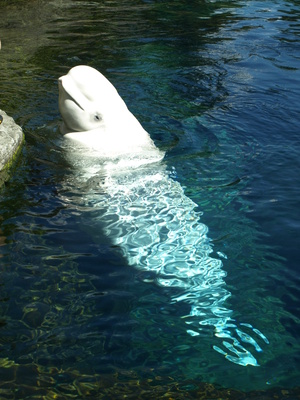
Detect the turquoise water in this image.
<box><xmin>0</xmin><ymin>0</ymin><xmax>299</xmax><ymax>398</ymax></box>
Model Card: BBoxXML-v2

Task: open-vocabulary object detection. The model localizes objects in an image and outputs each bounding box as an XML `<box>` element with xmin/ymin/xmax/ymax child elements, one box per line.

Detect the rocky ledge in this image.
<box><xmin>0</xmin><ymin>109</ymin><xmax>24</xmax><ymax>186</ymax></box>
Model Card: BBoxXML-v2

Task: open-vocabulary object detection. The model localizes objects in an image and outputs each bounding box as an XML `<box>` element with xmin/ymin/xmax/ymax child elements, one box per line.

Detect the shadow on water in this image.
<box><xmin>0</xmin><ymin>0</ymin><xmax>300</xmax><ymax>398</ymax></box>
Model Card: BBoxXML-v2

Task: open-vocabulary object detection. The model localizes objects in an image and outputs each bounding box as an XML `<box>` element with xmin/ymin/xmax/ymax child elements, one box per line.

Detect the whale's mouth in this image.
<box><xmin>58</xmin><ymin>77</ymin><xmax>86</xmax><ymax>112</ymax></box>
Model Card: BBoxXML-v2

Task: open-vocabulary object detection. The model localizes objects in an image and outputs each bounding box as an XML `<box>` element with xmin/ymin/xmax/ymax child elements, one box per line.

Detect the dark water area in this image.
<box><xmin>0</xmin><ymin>0</ymin><xmax>300</xmax><ymax>398</ymax></box>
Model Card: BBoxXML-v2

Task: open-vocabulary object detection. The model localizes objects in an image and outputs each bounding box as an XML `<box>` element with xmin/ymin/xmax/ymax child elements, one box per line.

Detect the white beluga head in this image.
<box><xmin>58</xmin><ymin>65</ymin><xmax>163</xmax><ymax>163</ymax></box>
<box><xmin>58</xmin><ymin>65</ymin><xmax>125</xmax><ymax>133</ymax></box>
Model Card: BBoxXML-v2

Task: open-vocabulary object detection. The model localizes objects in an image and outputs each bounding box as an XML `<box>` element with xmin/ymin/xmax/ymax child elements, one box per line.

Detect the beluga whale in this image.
<box><xmin>58</xmin><ymin>65</ymin><xmax>269</xmax><ymax>367</ymax></box>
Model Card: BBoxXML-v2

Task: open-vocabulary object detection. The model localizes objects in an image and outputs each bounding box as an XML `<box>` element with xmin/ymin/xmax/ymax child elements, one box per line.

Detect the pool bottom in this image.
<box><xmin>0</xmin><ymin>361</ymin><xmax>299</xmax><ymax>400</ymax></box>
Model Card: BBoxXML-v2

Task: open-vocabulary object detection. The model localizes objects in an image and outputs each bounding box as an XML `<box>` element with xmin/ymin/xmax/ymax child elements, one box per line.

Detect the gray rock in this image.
<box><xmin>0</xmin><ymin>109</ymin><xmax>24</xmax><ymax>186</ymax></box>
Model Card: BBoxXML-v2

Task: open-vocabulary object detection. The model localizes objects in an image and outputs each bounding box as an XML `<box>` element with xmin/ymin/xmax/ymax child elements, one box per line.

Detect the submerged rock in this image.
<box><xmin>0</xmin><ymin>109</ymin><xmax>24</xmax><ymax>186</ymax></box>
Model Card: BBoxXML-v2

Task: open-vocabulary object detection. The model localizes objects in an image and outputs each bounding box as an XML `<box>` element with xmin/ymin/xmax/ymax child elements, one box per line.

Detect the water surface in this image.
<box><xmin>0</xmin><ymin>0</ymin><xmax>299</xmax><ymax>398</ymax></box>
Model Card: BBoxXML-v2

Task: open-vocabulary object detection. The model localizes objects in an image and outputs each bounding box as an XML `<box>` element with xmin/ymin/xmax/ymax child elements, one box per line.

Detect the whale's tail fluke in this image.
<box><xmin>213</xmin><ymin>323</ymin><xmax>269</xmax><ymax>366</ymax></box>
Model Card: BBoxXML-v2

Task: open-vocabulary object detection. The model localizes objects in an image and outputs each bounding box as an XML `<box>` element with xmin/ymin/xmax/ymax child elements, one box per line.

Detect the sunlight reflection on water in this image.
<box><xmin>0</xmin><ymin>0</ymin><xmax>299</xmax><ymax>397</ymax></box>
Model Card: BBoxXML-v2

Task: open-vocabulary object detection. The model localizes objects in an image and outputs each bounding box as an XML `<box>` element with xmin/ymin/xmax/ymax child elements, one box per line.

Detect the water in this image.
<box><xmin>0</xmin><ymin>0</ymin><xmax>299</xmax><ymax>398</ymax></box>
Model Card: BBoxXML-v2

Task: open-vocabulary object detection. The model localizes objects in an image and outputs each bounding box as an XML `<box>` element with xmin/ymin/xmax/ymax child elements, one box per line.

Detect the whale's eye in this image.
<box><xmin>94</xmin><ymin>114</ymin><xmax>101</xmax><ymax>121</ymax></box>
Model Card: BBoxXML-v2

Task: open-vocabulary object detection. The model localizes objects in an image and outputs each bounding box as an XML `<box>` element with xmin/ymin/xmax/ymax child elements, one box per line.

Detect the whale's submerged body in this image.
<box><xmin>58</xmin><ymin>65</ymin><xmax>269</xmax><ymax>367</ymax></box>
